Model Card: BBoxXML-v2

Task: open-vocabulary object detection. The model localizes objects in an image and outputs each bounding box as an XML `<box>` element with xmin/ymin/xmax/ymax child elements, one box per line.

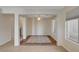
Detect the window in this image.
<box><xmin>65</xmin><ymin>18</ymin><xmax>78</xmax><ymax>43</ymax></box>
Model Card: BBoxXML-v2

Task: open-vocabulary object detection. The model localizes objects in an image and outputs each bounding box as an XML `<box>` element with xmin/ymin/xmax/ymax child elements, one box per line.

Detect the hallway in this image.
<box><xmin>0</xmin><ymin>36</ymin><xmax>67</xmax><ymax>52</ymax></box>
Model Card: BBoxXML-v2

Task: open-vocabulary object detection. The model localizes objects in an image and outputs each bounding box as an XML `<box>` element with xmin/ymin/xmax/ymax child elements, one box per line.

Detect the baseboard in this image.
<box><xmin>20</xmin><ymin>35</ymin><xmax>31</xmax><ymax>44</ymax></box>
<box><xmin>50</xmin><ymin>35</ymin><xmax>57</xmax><ymax>41</ymax></box>
<box><xmin>0</xmin><ymin>39</ymin><xmax>11</xmax><ymax>46</ymax></box>
<box><xmin>62</xmin><ymin>45</ymin><xmax>69</xmax><ymax>52</ymax></box>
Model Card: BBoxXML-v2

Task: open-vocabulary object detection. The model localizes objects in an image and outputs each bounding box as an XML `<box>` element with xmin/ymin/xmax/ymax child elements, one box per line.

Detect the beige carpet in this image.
<box><xmin>0</xmin><ymin>42</ymin><xmax>67</xmax><ymax>52</ymax></box>
<box><xmin>0</xmin><ymin>36</ymin><xmax>67</xmax><ymax>52</ymax></box>
<box><xmin>0</xmin><ymin>46</ymin><xmax>67</xmax><ymax>52</ymax></box>
<box><xmin>26</xmin><ymin>36</ymin><xmax>51</xmax><ymax>43</ymax></box>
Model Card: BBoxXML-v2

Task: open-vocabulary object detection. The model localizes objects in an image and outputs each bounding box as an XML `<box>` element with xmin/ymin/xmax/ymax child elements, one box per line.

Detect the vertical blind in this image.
<box><xmin>65</xmin><ymin>19</ymin><xmax>78</xmax><ymax>43</ymax></box>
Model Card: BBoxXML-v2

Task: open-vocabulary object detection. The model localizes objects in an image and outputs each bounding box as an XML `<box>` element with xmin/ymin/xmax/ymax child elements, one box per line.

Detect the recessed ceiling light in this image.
<box><xmin>37</xmin><ymin>17</ymin><xmax>40</xmax><ymax>21</ymax></box>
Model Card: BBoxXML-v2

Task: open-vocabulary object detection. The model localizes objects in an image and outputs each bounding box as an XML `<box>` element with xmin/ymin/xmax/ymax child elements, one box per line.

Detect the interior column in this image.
<box><xmin>22</xmin><ymin>16</ymin><xmax>27</xmax><ymax>39</ymax></box>
<box><xmin>14</xmin><ymin>14</ymin><xmax>20</xmax><ymax>46</ymax></box>
<box><xmin>32</xmin><ymin>17</ymin><xmax>35</xmax><ymax>35</ymax></box>
<box><xmin>56</xmin><ymin>10</ymin><xmax>66</xmax><ymax>46</ymax></box>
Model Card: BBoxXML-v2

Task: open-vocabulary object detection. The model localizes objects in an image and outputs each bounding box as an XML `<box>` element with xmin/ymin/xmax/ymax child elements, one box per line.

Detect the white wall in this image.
<box><xmin>32</xmin><ymin>18</ymin><xmax>52</xmax><ymax>35</ymax></box>
<box><xmin>51</xmin><ymin>19</ymin><xmax>57</xmax><ymax>40</ymax></box>
<box><xmin>0</xmin><ymin>14</ymin><xmax>14</xmax><ymax>45</ymax></box>
<box><xmin>27</xmin><ymin>18</ymin><xmax>32</xmax><ymax>35</ymax></box>
<box><xmin>43</xmin><ymin>19</ymin><xmax>51</xmax><ymax>35</ymax></box>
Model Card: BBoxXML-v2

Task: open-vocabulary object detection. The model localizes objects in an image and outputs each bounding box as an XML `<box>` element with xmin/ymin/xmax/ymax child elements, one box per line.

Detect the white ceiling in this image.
<box><xmin>0</xmin><ymin>6</ymin><xmax>64</xmax><ymax>10</ymax></box>
<box><xmin>66</xmin><ymin>7</ymin><xmax>79</xmax><ymax>19</ymax></box>
<box><xmin>0</xmin><ymin>6</ymin><xmax>64</xmax><ymax>15</ymax></box>
<box><xmin>0</xmin><ymin>6</ymin><xmax>64</xmax><ymax>19</ymax></box>
<box><xmin>1</xmin><ymin>6</ymin><xmax>79</xmax><ymax>20</ymax></box>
